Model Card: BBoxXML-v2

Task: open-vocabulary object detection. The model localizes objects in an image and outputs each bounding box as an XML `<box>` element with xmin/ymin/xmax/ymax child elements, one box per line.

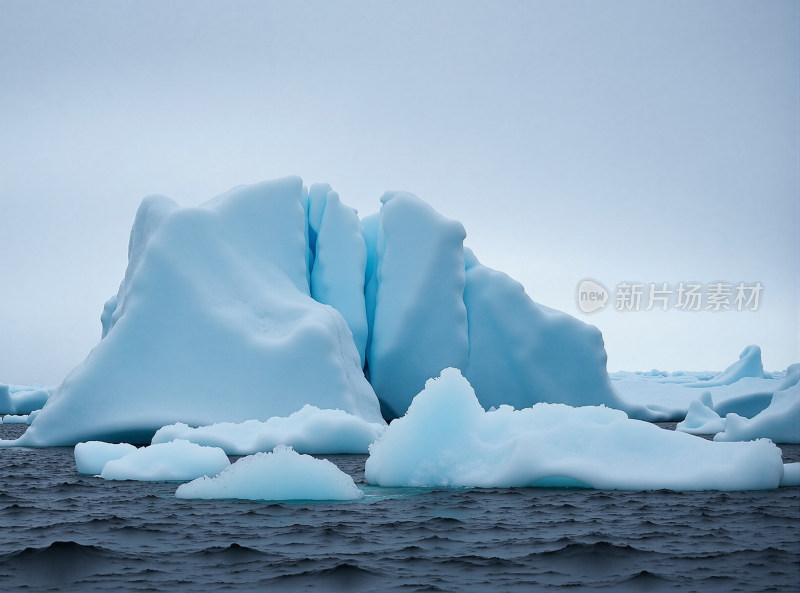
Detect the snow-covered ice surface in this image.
<box><xmin>152</xmin><ymin>405</ymin><xmax>385</xmax><ymax>455</ymax></box>
<box><xmin>97</xmin><ymin>440</ymin><xmax>230</xmax><ymax>482</ymax></box>
<box><xmin>366</xmin><ymin>368</ymin><xmax>785</xmax><ymax>491</ymax></box>
<box><xmin>176</xmin><ymin>445</ymin><xmax>363</xmax><ymax>501</ymax></box>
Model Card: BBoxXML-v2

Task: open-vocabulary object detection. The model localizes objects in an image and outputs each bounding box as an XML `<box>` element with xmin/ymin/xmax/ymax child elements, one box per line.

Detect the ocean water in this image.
<box><xmin>0</xmin><ymin>423</ymin><xmax>797</xmax><ymax>592</ymax></box>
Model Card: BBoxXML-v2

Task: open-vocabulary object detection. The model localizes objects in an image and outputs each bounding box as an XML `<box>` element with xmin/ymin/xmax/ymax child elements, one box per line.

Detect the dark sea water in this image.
<box><xmin>0</xmin><ymin>423</ymin><xmax>797</xmax><ymax>593</ymax></box>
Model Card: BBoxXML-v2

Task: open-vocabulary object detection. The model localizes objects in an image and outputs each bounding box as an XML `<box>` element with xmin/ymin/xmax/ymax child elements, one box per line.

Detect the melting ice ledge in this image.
<box><xmin>1</xmin><ymin>177</ymin><xmax>798</xmax><ymax>494</ymax></box>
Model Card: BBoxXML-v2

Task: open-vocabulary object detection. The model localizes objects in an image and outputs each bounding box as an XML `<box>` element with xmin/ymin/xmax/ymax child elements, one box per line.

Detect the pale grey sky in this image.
<box><xmin>1</xmin><ymin>0</ymin><xmax>798</xmax><ymax>384</ymax></box>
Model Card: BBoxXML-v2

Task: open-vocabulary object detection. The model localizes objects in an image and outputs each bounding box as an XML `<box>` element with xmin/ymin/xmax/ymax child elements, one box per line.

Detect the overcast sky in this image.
<box><xmin>1</xmin><ymin>0</ymin><xmax>798</xmax><ymax>385</ymax></box>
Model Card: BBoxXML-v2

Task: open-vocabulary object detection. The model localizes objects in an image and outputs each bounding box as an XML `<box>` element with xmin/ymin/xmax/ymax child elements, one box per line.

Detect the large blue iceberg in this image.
<box><xmin>11</xmin><ymin>177</ymin><xmax>635</xmax><ymax>446</ymax></box>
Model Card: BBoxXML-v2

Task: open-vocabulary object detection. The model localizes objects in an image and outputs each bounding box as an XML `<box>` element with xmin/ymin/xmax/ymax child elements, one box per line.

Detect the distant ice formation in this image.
<box><xmin>700</xmin><ymin>345</ymin><xmax>768</xmax><ymax>386</ymax></box>
<box><xmin>714</xmin><ymin>366</ymin><xmax>800</xmax><ymax>444</ymax></box>
<box><xmin>612</xmin><ymin>346</ymin><xmax>795</xmax><ymax>421</ymax></box>
<box><xmin>0</xmin><ymin>384</ymin><xmax>53</xmax><ymax>415</ymax></box>
<box><xmin>175</xmin><ymin>445</ymin><xmax>363</xmax><ymax>501</ymax></box>
<box><xmin>9</xmin><ymin>177</ymin><xmax>632</xmax><ymax>446</ymax></box>
<box><xmin>675</xmin><ymin>366</ymin><xmax>800</xmax><ymax>444</ymax></box>
<box><xmin>365</xmin><ymin>368</ymin><xmax>786</xmax><ymax>491</ymax></box>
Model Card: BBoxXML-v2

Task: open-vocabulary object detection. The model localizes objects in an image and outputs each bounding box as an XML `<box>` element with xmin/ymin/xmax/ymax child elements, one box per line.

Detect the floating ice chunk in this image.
<box><xmin>152</xmin><ymin>405</ymin><xmax>385</xmax><ymax>455</ymax></box>
<box><xmin>1</xmin><ymin>415</ymin><xmax>30</xmax><ymax>424</ymax></box>
<box><xmin>12</xmin><ymin>388</ymin><xmax>50</xmax><ymax>415</ymax></box>
<box><xmin>611</xmin><ymin>352</ymin><xmax>790</xmax><ymax>421</ymax></box>
<box><xmin>0</xmin><ymin>385</ymin><xmax>51</xmax><ymax>415</ymax></box>
<box><xmin>365</xmin><ymin>368</ymin><xmax>784</xmax><ymax>491</ymax></box>
<box><xmin>99</xmin><ymin>440</ymin><xmax>230</xmax><ymax>481</ymax></box>
<box><xmin>676</xmin><ymin>392</ymin><xmax>726</xmax><ymax>435</ymax></box>
<box><xmin>714</xmin><ymin>363</ymin><xmax>800</xmax><ymax>419</ymax></box>
<box><xmin>74</xmin><ymin>441</ymin><xmax>137</xmax><ymax>475</ymax></box>
<box><xmin>781</xmin><ymin>463</ymin><xmax>800</xmax><ymax>487</ymax></box>
<box><xmin>714</xmin><ymin>377</ymin><xmax>800</xmax><ymax>444</ymax></box>
<box><xmin>175</xmin><ymin>445</ymin><xmax>363</xmax><ymax>501</ymax></box>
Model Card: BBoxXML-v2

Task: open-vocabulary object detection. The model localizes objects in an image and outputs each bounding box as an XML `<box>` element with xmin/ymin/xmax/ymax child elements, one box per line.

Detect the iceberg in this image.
<box><xmin>365</xmin><ymin>368</ymin><xmax>785</xmax><ymax>491</ymax></box>
<box><xmin>74</xmin><ymin>441</ymin><xmax>137</xmax><ymax>475</ymax></box>
<box><xmin>151</xmin><ymin>405</ymin><xmax>385</xmax><ymax>455</ymax></box>
<box><xmin>611</xmin><ymin>346</ymin><xmax>791</xmax><ymax>421</ymax></box>
<box><xmin>700</xmin><ymin>345</ymin><xmax>768</xmax><ymax>387</ymax></box>
<box><xmin>98</xmin><ymin>440</ymin><xmax>230</xmax><ymax>481</ymax></box>
<box><xmin>1</xmin><ymin>414</ymin><xmax>31</xmax><ymax>424</ymax></box>
<box><xmin>781</xmin><ymin>463</ymin><xmax>800</xmax><ymax>487</ymax></box>
<box><xmin>175</xmin><ymin>445</ymin><xmax>363</xmax><ymax>501</ymax></box>
<box><xmin>0</xmin><ymin>384</ymin><xmax>52</xmax><ymax>415</ymax></box>
<box><xmin>714</xmin><ymin>369</ymin><xmax>800</xmax><ymax>444</ymax></box>
<box><xmin>675</xmin><ymin>392</ymin><xmax>726</xmax><ymax>435</ymax></box>
<box><xmin>8</xmin><ymin>176</ymin><xmax>654</xmax><ymax>446</ymax></box>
